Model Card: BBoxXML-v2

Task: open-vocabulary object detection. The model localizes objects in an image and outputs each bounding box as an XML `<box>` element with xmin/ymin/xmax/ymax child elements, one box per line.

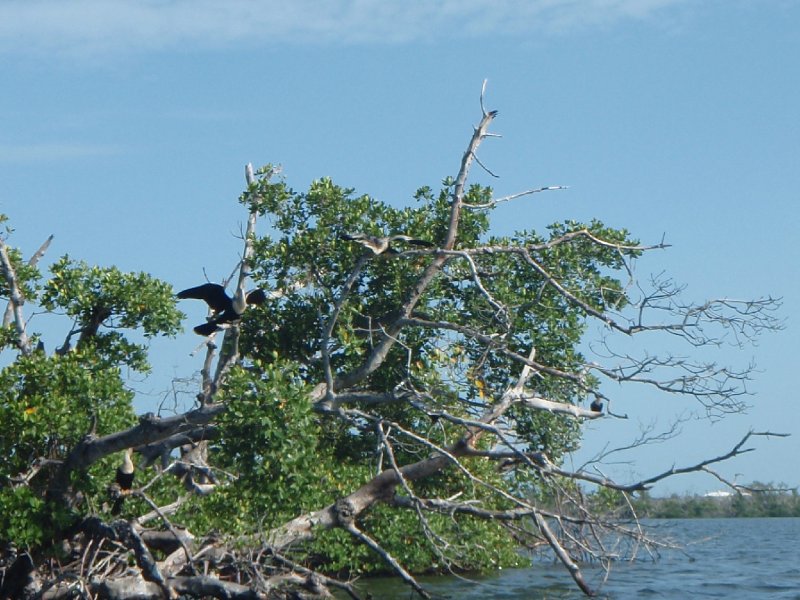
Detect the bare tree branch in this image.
<box><xmin>0</xmin><ymin>238</ymin><xmax>32</xmax><ymax>354</ymax></box>
<box><xmin>3</xmin><ymin>234</ymin><xmax>52</xmax><ymax>328</ymax></box>
<box><xmin>626</xmin><ymin>430</ymin><xmax>788</xmax><ymax>491</ymax></box>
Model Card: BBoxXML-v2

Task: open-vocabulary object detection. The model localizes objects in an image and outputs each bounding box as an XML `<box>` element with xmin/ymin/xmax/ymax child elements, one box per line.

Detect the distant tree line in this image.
<box><xmin>585</xmin><ymin>484</ymin><xmax>800</xmax><ymax>519</ymax></box>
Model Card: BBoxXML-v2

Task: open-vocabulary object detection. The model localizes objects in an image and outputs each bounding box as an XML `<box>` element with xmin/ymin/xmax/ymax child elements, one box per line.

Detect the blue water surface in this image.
<box><xmin>350</xmin><ymin>518</ymin><xmax>800</xmax><ymax>599</ymax></box>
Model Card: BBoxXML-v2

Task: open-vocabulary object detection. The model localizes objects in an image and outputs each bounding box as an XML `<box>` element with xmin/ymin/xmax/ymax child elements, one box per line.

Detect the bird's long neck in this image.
<box><xmin>120</xmin><ymin>449</ymin><xmax>134</xmax><ymax>474</ymax></box>
<box><xmin>232</xmin><ymin>287</ymin><xmax>247</xmax><ymax>314</ymax></box>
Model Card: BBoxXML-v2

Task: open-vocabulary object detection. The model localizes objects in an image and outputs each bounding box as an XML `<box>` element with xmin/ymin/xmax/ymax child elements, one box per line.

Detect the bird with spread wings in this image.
<box><xmin>177</xmin><ymin>282</ymin><xmax>267</xmax><ymax>336</ymax></box>
<box><xmin>340</xmin><ymin>232</ymin><xmax>434</xmax><ymax>255</ymax></box>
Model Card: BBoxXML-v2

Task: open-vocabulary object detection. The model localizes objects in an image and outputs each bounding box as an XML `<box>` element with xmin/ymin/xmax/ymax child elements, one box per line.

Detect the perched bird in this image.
<box><xmin>111</xmin><ymin>448</ymin><xmax>135</xmax><ymax>515</ymax></box>
<box><xmin>340</xmin><ymin>232</ymin><xmax>434</xmax><ymax>255</ymax></box>
<box><xmin>590</xmin><ymin>399</ymin><xmax>604</xmax><ymax>413</ymax></box>
<box><xmin>177</xmin><ymin>283</ymin><xmax>267</xmax><ymax>336</ymax></box>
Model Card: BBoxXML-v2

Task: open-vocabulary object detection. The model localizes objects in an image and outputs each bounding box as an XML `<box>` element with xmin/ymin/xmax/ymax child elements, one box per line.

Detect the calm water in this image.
<box><xmin>352</xmin><ymin>518</ymin><xmax>800</xmax><ymax>599</ymax></box>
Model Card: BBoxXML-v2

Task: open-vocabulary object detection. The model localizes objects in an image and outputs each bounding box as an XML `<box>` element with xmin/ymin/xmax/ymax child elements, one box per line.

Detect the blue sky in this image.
<box><xmin>1</xmin><ymin>0</ymin><xmax>797</xmax><ymax>495</ymax></box>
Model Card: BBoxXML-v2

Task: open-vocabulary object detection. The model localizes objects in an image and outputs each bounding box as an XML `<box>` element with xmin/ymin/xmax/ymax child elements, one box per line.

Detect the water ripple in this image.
<box><xmin>351</xmin><ymin>518</ymin><xmax>800</xmax><ymax>599</ymax></box>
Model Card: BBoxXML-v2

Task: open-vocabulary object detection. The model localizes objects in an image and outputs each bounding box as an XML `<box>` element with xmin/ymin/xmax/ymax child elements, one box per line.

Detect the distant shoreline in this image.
<box><xmin>625</xmin><ymin>489</ymin><xmax>800</xmax><ymax>519</ymax></box>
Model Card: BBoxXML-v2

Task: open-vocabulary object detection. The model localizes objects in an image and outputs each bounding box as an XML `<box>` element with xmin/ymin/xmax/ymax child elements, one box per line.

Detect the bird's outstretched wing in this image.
<box><xmin>340</xmin><ymin>232</ymin><xmax>388</xmax><ymax>254</ymax></box>
<box><xmin>177</xmin><ymin>283</ymin><xmax>233</xmax><ymax>313</ymax></box>
<box><xmin>340</xmin><ymin>232</ymin><xmax>367</xmax><ymax>242</ymax></box>
<box><xmin>245</xmin><ymin>288</ymin><xmax>268</xmax><ymax>306</ymax></box>
<box><xmin>390</xmin><ymin>235</ymin><xmax>435</xmax><ymax>247</ymax></box>
<box><xmin>341</xmin><ymin>232</ymin><xmax>433</xmax><ymax>255</ymax></box>
<box><xmin>179</xmin><ymin>282</ymin><xmax>268</xmax><ymax>336</ymax></box>
<box><xmin>194</xmin><ymin>321</ymin><xmax>223</xmax><ymax>336</ymax></box>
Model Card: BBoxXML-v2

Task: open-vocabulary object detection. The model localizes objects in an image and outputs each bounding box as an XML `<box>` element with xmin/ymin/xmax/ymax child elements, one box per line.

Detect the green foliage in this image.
<box><xmin>240</xmin><ymin>177</ymin><xmax>638</xmax><ymax>460</ymax></box>
<box><xmin>315</xmin><ymin>503</ymin><xmax>525</xmax><ymax>576</ymax></box>
<box><xmin>309</xmin><ymin>456</ymin><xmax>528</xmax><ymax>576</ymax></box>
<box><xmin>0</xmin><ymin>171</ymin><xmax>645</xmax><ymax>579</ymax></box>
<box><xmin>181</xmin><ymin>360</ymin><xmax>335</xmax><ymax>534</ymax></box>
<box><xmin>213</xmin><ymin>174</ymin><xmax>641</xmax><ymax>574</ymax></box>
<box><xmin>0</xmin><ymin>352</ymin><xmax>135</xmax><ymax>469</ymax></box>
<box><xmin>587</xmin><ymin>486</ymin><xmax>629</xmax><ymax>517</ymax></box>
<box><xmin>0</xmin><ymin>349</ymin><xmax>140</xmax><ymax>545</ymax></box>
<box><xmin>0</xmin><ymin>487</ymin><xmax>47</xmax><ymax>547</ymax></box>
<box><xmin>0</xmin><ymin>234</ymin><xmax>185</xmax><ymax>548</ymax></box>
<box><xmin>41</xmin><ymin>256</ymin><xmax>184</xmax><ymax>371</ymax></box>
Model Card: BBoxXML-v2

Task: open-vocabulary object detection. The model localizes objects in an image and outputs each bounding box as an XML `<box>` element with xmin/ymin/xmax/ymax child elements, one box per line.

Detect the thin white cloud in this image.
<box><xmin>0</xmin><ymin>142</ymin><xmax>119</xmax><ymax>163</ymax></box>
<box><xmin>0</xmin><ymin>0</ymin><xmax>691</xmax><ymax>59</ymax></box>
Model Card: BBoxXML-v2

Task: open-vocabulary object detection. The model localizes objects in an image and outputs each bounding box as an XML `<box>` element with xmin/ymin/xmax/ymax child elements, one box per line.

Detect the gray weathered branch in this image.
<box><xmin>0</xmin><ymin>238</ymin><xmax>32</xmax><ymax>354</ymax></box>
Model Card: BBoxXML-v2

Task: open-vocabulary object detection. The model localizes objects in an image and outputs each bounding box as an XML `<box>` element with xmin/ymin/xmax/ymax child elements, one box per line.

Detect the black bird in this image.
<box><xmin>177</xmin><ymin>283</ymin><xmax>267</xmax><ymax>336</ymax></box>
<box><xmin>590</xmin><ymin>399</ymin><xmax>604</xmax><ymax>413</ymax></box>
<box><xmin>111</xmin><ymin>448</ymin><xmax>135</xmax><ymax>515</ymax></box>
<box><xmin>340</xmin><ymin>232</ymin><xmax>434</xmax><ymax>255</ymax></box>
<box><xmin>0</xmin><ymin>552</ymin><xmax>34</xmax><ymax>600</ymax></box>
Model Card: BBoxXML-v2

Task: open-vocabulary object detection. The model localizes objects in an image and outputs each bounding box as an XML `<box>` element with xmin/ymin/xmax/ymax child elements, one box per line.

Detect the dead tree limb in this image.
<box><xmin>0</xmin><ymin>238</ymin><xmax>32</xmax><ymax>354</ymax></box>
<box><xmin>3</xmin><ymin>233</ymin><xmax>52</xmax><ymax>328</ymax></box>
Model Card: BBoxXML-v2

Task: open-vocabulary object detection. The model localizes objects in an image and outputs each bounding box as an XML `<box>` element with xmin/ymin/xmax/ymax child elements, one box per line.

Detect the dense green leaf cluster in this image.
<box><xmin>0</xmin><ymin>169</ymin><xmax>643</xmax><ymax>577</ymax></box>
<box><xmin>206</xmin><ymin>174</ymin><xmax>640</xmax><ymax>572</ymax></box>
<box><xmin>0</xmin><ymin>235</ymin><xmax>183</xmax><ymax>547</ymax></box>
<box><xmin>181</xmin><ymin>360</ymin><xmax>330</xmax><ymax>534</ymax></box>
<box><xmin>41</xmin><ymin>257</ymin><xmax>184</xmax><ymax>371</ymax></box>
<box><xmin>0</xmin><ymin>351</ymin><xmax>138</xmax><ymax>544</ymax></box>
